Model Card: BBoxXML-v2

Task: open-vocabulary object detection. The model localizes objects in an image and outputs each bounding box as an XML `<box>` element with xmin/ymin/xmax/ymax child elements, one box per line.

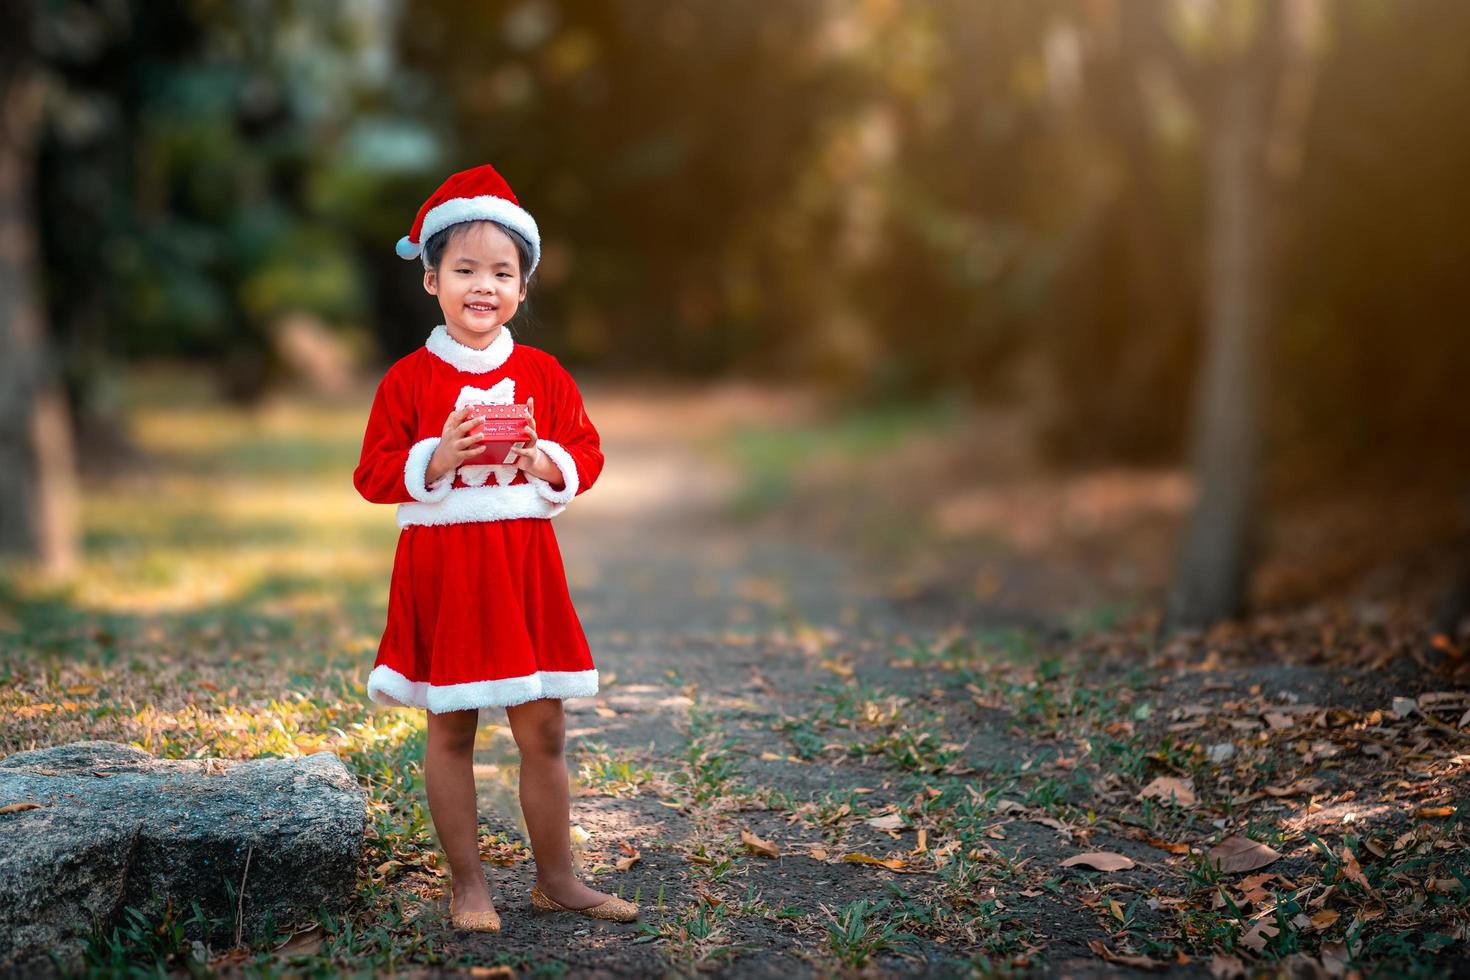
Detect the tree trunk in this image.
<box><xmin>1164</xmin><ymin>44</ymin><xmax>1270</xmax><ymax>632</ymax></box>
<box><xmin>0</xmin><ymin>0</ymin><xmax>78</xmax><ymax>574</ymax></box>
<box><xmin>1165</xmin><ymin>1</ymin><xmax>1323</xmax><ymax>634</ymax></box>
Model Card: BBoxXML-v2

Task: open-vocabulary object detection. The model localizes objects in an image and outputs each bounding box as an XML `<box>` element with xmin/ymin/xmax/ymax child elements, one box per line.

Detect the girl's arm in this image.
<box><xmin>522</xmin><ymin>358</ymin><xmax>604</xmax><ymax>506</ymax></box>
<box><xmin>353</xmin><ymin>372</ymin><xmax>452</xmax><ymax>505</ymax></box>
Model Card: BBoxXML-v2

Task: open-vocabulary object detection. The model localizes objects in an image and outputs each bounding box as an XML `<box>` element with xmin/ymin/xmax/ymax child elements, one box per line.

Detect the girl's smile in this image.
<box><xmin>424</xmin><ymin>221</ymin><xmax>528</xmax><ymax>349</ymax></box>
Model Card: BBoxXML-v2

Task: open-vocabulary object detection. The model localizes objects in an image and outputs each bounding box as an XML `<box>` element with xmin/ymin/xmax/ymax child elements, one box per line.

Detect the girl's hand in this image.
<box><xmin>425</xmin><ymin>407</ymin><xmax>486</xmax><ymax>485</ymax></box>
<box><xmin>508</xmin><ymin>396</ymin><xmax>543</xmax><ymax>472</ymax></box>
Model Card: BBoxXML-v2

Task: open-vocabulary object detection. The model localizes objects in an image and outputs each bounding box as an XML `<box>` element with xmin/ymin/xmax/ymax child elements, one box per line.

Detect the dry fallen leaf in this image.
<box><xmin>1415</xmin><ymin>806</ymin><xmax>1455</xmax><ymax>819</ymax></box>
<box><xmin>1321</xmin><ymin>943</ymin><xmax>1354</xmax><ymax>976</ymax></box>
<box><xmin>1209</xmin><ymin>952</ymin><xmax>1246</xmax><ymax>979</ymax></box>
<box><xmin>1207</xmin><ymin>836</ymin><xmax>1282</xmax><ymax>874</ymax></box>
<box><xmin>1060</xmin><ymin>851</ymin><xmax>1136</xmax><ymax>872</ymax></box>
<box><xmin>841</xmin><ymin>851</ymin><xmax>912</xmax><ymax>872</ymax></box>
<box><xmin>1339</xmin><ymin>847</ymin><xmax>1373</xmax><ymax>891</ymax></box>
<box><xmin>273</xmin><ymin>925</ymin><xmax>324</xmax><ymax>956</ymax></box>
<box><xmin>808</xmin><ymin>846</ymin><xmax>828</xmax><ymax>861</ymax></box>
<box><xmin>1264</xmin><ymin>778</ymin><xmax>1324</xmax><ymax>798</ymax></box>
<box><xmin>1310</xmin><ymin>908</ymin><xmax>1340</xmax><ymax>931</ymax></box>
<box><xmin>615</xmin><ymin>841</ymin><xmax>641</xmax><ymax>872</ymax></box>
<box><xmin>0</xmin><ymin>802</ymin><xmax>46</xmax><ymax>815</ymax></box>
<box><xmin>1139</xmin><ymin>776</ymin><xmax>1197</xmax><ymax>807</ymax></box>
<box><xmin>864</xmin><ymin>812</ymin><xmax>906</xmax><ymax>831</ymax></box>
<box><xmin>1237</xmin><ymin>872</ymin><xmax>1276</xmax><ymax>904</ymax></box>
<box><xmin>1087</xmin><ymin>939</ymin><xmax>1165</xmax><ymax>968</ymax></box>
<box><xmin>1240</xmin><ymin>918</ymin><xmax>1280</xmax><ymax>953</ymax></box>
<box><xmin>740</xmin><ymin>828</ymin><xmax>780</xmax><ymax>858</ymax></box>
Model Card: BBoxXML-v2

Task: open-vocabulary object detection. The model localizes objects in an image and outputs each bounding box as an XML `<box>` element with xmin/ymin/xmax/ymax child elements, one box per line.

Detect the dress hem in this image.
<box><xmin>366</xmin><ymin>663</ymin><xmax>599</xmax><ymax>712</ymax></box>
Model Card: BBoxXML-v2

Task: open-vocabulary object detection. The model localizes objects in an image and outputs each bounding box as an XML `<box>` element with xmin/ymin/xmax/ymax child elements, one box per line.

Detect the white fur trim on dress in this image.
<box><xmin>410</xmin><ymin>195</ymin><xmax>542</xmax><ymax>275</ymax></box>
<box><xmin>367</xmin><ymin>664</ymin><xmax>598</xmax><ymax>711</ymax></box>
<box><xmin>404</xmin><ymin>437</ymin><xmax>453</xmax><ymax>503</ymax></box>
<box><xmin>454</xmin><ymin>378</ymin><xmax>520</xmax><ymax>485</ymax></box>
<box><xmin>455</xmin><ymin>379</ymin><xmax>515</xmax><ymax>408</ymax></box>
<box><xmin>526</xmin><ymin>439</ymin><xmax>578</xmax><ymax>505</ymax></box>
<box><xmin>425</xmin><ymin>324</ymin><xmax>515</xmax><ymax>374</ymax></box>
<box><xmin>396</xmin><ymin>483</ymin><xmax>570</xmax><ymax>527</ymax></box>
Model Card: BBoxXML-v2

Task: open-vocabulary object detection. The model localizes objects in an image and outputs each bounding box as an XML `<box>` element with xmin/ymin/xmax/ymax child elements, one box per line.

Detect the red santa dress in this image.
<box><xmin>353</xmin><ymin>324</ymin><xmax>603</xmax><ymax>713</ymax></box>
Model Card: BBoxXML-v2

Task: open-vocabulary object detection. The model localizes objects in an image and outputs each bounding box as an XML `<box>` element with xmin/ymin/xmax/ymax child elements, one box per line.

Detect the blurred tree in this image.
<box><xmin>1166</xmin><ymin>0</ymin><xmax>1323</xmax><ymax>632</ymax></box>
<box><xmin>394</xmin><ymin>0</ymin><xmax>847</xmax><ymax>373</ymax></box>
<box><xmin>33</xmin><ymin>0</ymin><xmax>414</xmax><ymax>412</ymax></box>
<box><xmin>1</xmin><ymin>0</ymin><xmax>78</xmax><ymax>573</ymax></box>
<box><xmin>9</xmin><ymin>0</ymin><xmax>1468</xmax><ymax>618</ymax></box>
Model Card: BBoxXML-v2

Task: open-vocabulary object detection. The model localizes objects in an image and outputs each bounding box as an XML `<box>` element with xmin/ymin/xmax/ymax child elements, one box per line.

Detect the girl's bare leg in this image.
<box><xmin>505</xmin><ymin>697</ymin><xmax>616</xmax><ymax>908</ymax></box>
<box><xmin>425</xmin><ymin>707</ymin><xmax>496</xmax><ymax>915</ymax></box>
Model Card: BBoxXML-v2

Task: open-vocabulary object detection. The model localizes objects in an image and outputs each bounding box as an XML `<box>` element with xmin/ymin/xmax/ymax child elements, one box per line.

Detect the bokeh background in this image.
<box><xmin>3</xmin><ymin>0</ymin><xmax>1470</xmax><ymax>972</ymax></box>
<box><xmin>5</xmin><ymin>0</ymin><xmax>1468</xmax><ymax>627</ymax></box>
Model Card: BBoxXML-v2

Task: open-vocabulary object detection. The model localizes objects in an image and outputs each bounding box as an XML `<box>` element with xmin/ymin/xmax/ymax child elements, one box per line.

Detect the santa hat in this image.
<box><xmin>395</xmin><ymin>163</ymin><xmax>541</xmax><ymax>276</ymax></box>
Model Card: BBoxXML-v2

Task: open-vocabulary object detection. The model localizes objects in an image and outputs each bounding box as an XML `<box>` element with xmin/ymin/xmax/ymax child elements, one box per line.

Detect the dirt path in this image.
<box><xmin>432</xmin><ymin>384</ymin><xmax>1470</xmax><ymax>979</ymax></box>
<box><xmin>3</xmin><ymin>378</ymin><xmax>1464</xmax><ymax>975</ymax></box>
<box><xmin>446</xmin><ymin>388</ymin><xmax>1145</xmax><ymax>976</ymax></box>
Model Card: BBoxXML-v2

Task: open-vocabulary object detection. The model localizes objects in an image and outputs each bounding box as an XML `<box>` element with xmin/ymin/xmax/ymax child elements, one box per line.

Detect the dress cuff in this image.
<box><xmin>527</xmin><ymin>439</ymin><xmax>579</xmax><ymax>505</ymax></box>
<box><xmin>404</xmin><ymin>437</ymin><xmax>453</xmax><ymax>502</ymax></box>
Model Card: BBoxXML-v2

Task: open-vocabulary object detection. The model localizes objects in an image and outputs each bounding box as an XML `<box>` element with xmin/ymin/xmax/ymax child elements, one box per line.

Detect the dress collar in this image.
<box><xmin>424</xmin><ymin>324</ymin><xmax>515</xmax><ymax>373</ymax></box>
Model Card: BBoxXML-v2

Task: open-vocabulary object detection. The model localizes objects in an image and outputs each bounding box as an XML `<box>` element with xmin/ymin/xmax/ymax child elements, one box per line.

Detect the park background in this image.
<box><xmin>2</xmin><ymin>0</ymin><xmax>1469</xmax><ymax>975</ymax></box>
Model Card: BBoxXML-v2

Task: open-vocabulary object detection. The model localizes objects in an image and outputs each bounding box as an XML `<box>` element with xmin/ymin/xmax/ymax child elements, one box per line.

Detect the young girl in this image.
<box><xmin>353</xmin><ymin>164</ymin><xmax>636</xmax><ymax>931</ymax></box>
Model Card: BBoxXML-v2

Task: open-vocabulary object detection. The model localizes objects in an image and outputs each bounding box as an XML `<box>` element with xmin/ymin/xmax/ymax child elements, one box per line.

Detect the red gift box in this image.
<box><xmin>462</xmin><ymin>403</ymin><xmax>531</xmax><ymax>465</ymax></box>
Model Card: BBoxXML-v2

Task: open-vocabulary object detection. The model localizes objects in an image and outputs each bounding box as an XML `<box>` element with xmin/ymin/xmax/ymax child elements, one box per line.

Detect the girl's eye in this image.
<box><xmin>497</xmin><ymin>273</ymin><xmax>511</xmax><ymax>278</ymax></box>
<box><xmin>457</xmin><ymin>269</ymin><xmax>471</xmax><ymax>274</ymax></box>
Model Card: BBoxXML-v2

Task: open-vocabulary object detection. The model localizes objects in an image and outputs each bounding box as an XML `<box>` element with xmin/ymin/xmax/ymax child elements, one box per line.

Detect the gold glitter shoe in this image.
<box><xmin>449</xmin><ymin>894</ymin><xmax>502</xmax><ymax>933</ymax></box>
<box><xmin>529</xmin><ymin>882</ymin><xmax>638</xmax><ymax>922</ymax></box>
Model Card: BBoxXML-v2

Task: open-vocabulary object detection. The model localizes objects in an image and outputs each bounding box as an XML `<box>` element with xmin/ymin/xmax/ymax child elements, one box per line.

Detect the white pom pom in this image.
<box><xmin>395</xmin><ymin>236</ymin><xmax>420</xmax><ymax>260</ymax></box>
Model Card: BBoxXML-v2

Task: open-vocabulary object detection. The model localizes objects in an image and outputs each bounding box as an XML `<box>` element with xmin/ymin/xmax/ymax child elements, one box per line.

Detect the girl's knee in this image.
<box><xmin>427</xmin><ymin>708</ymin><xmax>479</xmax><ymax>754</ymax></box>
<box><xmin>509</xmin><ymin>700</ymin><xmax>565</xmax><ymax>756</ymax></box>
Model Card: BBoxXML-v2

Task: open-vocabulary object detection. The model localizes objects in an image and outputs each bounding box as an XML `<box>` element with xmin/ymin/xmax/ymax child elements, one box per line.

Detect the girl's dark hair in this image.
<box><xmin>422</xmin><ymin>220</ymin><xmax>534</xmax><ymax>289</ymax></box>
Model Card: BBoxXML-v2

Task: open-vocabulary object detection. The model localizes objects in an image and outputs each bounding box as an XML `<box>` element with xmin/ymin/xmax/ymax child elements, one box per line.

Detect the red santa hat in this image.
<box><xmin>395</xmin><ymin>163</ymin><xmax>541</xmax><ymax>276</ymax></box>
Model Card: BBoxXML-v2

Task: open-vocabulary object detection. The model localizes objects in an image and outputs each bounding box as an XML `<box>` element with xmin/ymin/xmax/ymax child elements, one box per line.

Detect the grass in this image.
<box><xmin>718</xmin><ymin>391</ymin><xmax>965</xmax><ymax>518</ymax></box>
<box><xmin>575</xmin><ymin>740</ymin><xmax>657</xmax><ymax>797</ymax></box>
<box><xmin>6</xmin><ymin>374</ymin><xmax>1468</xmax><ymax>976</ymax></box>
<box><xmin>0</xmin><ymin>386</ymin><xmax>452</xmax><ymax>973</ymax></box>
<box><xmin>823</xmin><ymin>898</ymin><xmax>916</xmax><ymax>970</ymax></box>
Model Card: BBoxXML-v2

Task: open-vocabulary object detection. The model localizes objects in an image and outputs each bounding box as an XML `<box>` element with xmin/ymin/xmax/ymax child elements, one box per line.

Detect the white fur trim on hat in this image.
<box><xmin>411</xmin><ymin>195</ymin><xmax>541</xmax><ymax>275</ymax></box>
<box><xmin>367</xmin><ymin>663</ymin><xmax>599</xmax><ymax>711</ymax></box>
<box><xmin>425</xmin><ymin>324</ymin><xmax>515</xmax><ymax>374</ymax></box>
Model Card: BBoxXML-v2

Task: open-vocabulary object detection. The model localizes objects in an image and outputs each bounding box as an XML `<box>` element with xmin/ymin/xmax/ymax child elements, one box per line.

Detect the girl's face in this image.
<box><xmin>424</xmin><ymin>222</ymin><xmax>528</xmax><ymax>348</ymax></box>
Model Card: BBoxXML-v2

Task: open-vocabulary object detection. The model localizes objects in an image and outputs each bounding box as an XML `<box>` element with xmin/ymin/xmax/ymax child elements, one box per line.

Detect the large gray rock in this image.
<box><xmin>0</xmin><ymin>741</ymin><xmax>366</xmax><ymax>975</ymax></box>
